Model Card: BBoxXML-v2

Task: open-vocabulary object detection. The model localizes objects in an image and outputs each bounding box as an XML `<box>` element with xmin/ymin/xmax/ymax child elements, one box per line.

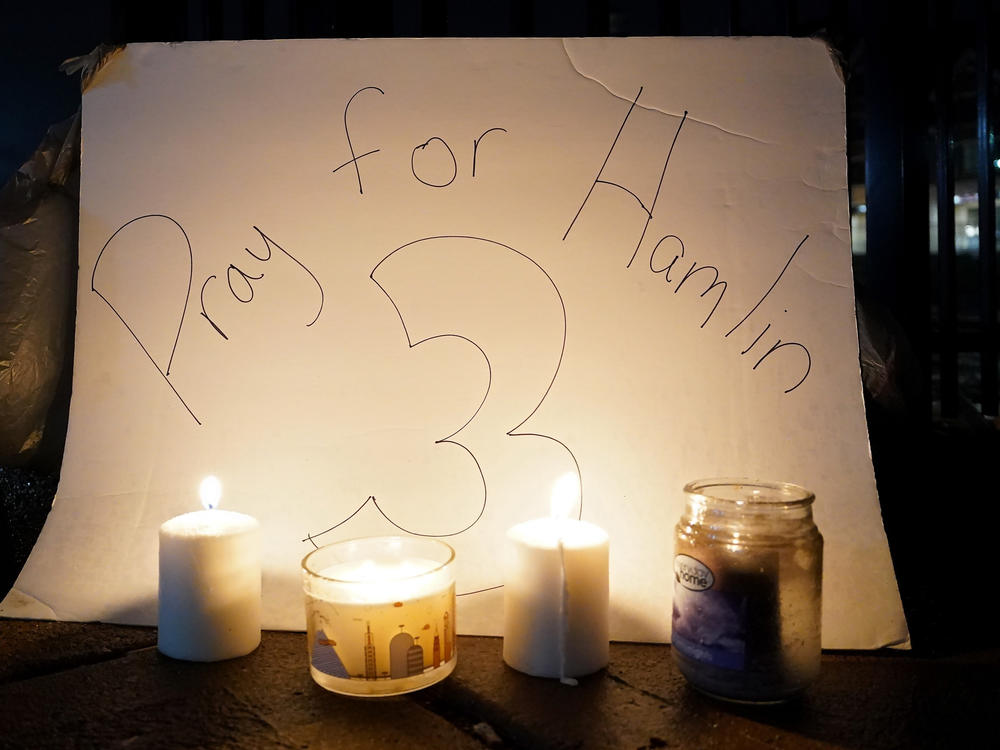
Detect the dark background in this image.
<box><xmin>3</xmin><ymin>1</ymin><xmax>866</xmax><ymax>185</ymax></box>
<box><xmin>2</xmin><ymin>0</ymin><xmax>998</xmax><ymax>654</ymax></box>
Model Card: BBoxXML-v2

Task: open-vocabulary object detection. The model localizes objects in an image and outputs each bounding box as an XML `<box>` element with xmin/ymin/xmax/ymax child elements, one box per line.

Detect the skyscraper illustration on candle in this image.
<box><xmin>363</xmin><ymin>622</ymin><xmax>377</xmax><ymax>679</ymax></box>
<box><xmin>311</xmin><ymin>629</ymin><xmax>349</xmax><ymax>678</ymax></box>
<box><xmin>389</xmin><ymin>627</ymin><xmax>425</xmax><ymax>677</ymax></box>
<box><xmin>307</xmin><ymin>584</ymin><xmax>456</xmax><ymax>685</ymax></box>
<box><xmin>302</xmin><ymin>537</ymin><xmax>457</xmax><ymax>695</ymax></box>
<box><xmin>444</xmin><ymin>610</ymin><xmax>452</xmax><ymax>662</ymax></box>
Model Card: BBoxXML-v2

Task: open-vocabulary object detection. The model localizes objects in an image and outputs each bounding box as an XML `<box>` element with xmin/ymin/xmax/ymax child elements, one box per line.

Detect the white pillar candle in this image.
<box><xmin>503</xmin><ymin>474</ymin><xmax>609</xmax><ymax>681</ymax></box>
<box><xmin>158</xmin><ymin>476</ymin><xmax>261</xmax><ymax>662</ymax></box>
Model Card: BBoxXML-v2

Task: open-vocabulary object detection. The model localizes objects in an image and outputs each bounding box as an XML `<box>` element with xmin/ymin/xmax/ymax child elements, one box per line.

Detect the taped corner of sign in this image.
<box><xmin>888</xmin><ymin>634</ymin><xmax>913</xmax><ymax>651</ymax></box>
<box><xmin>60</xmin><ymin>44</ymin><xmax>127</xmax><ymax>94</ymax></box>
<box><xmin>811</xmin><ymin>35</ymin><xmax>847</xmax><ymax>87</ymax></box>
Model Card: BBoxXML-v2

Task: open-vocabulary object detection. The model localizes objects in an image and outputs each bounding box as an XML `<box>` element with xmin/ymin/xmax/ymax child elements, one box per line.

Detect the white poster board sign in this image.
<box><xmin>2</xmin><ymin>37</ymin><xmax>908</xmax><ymax>648</ymax></box>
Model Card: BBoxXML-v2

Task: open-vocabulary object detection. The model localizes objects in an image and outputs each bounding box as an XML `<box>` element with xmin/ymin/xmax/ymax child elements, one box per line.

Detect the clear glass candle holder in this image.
<box><xmin>302</xmin><ymin>536</ymin><xmax>457</xmax><ymax>697</ymax></box>
<box><xmin>672</xmin><ymin>479</ymin><xmax>823</xmax><ymax>703</ymax></box>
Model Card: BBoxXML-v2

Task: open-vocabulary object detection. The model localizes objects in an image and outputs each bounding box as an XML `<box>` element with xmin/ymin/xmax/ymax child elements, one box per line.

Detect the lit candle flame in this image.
<box><xmin>199</xmin><ymin>475</ymin><xmax>223</xmax><ymax>510</ymax></box>
<box><xmin>550</xmin><ymin>472</ymin><xmax>579</xmax><ymax>520</ymax></box>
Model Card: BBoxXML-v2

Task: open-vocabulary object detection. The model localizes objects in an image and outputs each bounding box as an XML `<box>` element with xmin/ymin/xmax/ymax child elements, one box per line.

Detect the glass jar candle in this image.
<box><xmin>672</xmin><ymin>479</ymin><xmax>823</xmax><ymax>703</ymax></box>
<box><xmin>302</xmin><ymin>536</ymin><xmax>456</xmax><ymax>697</ymax></box>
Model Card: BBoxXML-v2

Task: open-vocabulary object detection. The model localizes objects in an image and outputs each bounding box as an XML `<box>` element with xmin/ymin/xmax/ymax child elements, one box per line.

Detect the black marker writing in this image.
<box><xmin>227</xmin><ymin>264</ymin><xmax>263</xmax><ymax>302</ymax></box>
<box><xmin>301</xmin><ymin>493</ymin><xmax>503</xmax><ymax>598</ymax></box>
<box><xmin>333</xmin><ymin>87</ymin><xmax>506</xmax><ymax>194</ymax></box>
<box><xmin>752</xmin><ymin>340</ymin><xmax>812</xmax><ymax>393</ymax></box>
<box><xmin>411</xmin><ymin>137</ymin><xmax>457</xmax><ymax>187</ymax></box>
<box><xmin>91</xmin><ymin>214</ymin><xmax>201</xmax><ymax>424</ymax></box>
<box><xmin>331</xmin><ymin>85</ymin><xmax>385</xmax><ymax>194</ymax></box>
<box><xmin>372</xmin><ymin>234</ymin><xmax>581</xmax><ymax>526</ymax></box>
<box><xmin>201</xmin><ymin>226</ymin><xmax>325</xmax><ymax>340</ymax></box>
<box><xmin>563</xmin><ymin>86</ymin><xmax>689</xmax><ymax>272</ymax></box>
<box><xmin>304</xmin><ymin>234</ymin><xmax>581</xmax><ymax>597</ymax></box>
<box><xmin>727</xmin><ymin>235</ymin><xmax>809</xmax><ymax>338</ymax></box>
<box><xmin>253</xmin><ymin>226</ymin><xmax>325</xmax><ymax>327</ymax></box>
<box><xmin>199</xmin><ymin>275</ymin><xmax>228</xmax><ymax>341</ymax></box>
<box><xmin>567</xmin><ymin>88</ymin><xmax>813</xmax><ymax>394</ymax></box>
<box><xmin>638</xmin><ymin>231</ymin><xmax>813</xmax><ymax>393</ymax></box>
<box><xmin>725</xmin><ymin>235</ymin><xmax>811</xmax><ymax>393</ymax></box>
<box><xmin>472</xmin><ymin>127</ymin><xmax>507</xmax><ymax>177</ymax></box>
<box><xmin>649</xmin><ymin>235</ymin><xmax>727</xmax><ymax>328</ymax></box>
<box><xmin>740</xmin><ymin>322</ymin><xmax>770</xmax><ymax>355</ymax></box>
<box><xmin>94</xmin><ymin>217</ymin><xmax>325</xmax><ymax>423</ymax></box>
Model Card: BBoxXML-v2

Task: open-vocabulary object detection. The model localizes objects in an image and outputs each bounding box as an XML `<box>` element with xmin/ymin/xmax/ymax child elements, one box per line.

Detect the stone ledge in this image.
<box><xmin>2</xmin><ymin>619</ymin><xmax>997</xmax><ymax>749</ymax></box>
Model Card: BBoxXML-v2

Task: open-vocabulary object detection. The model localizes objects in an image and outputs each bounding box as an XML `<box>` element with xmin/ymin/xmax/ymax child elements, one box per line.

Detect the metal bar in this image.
<box><xmin>935</xmin><ymin>3</ymin><xmax>958</xmax><ymax>417</ymax></box>
<box><xmin>533</xmin><ymin>0</ymin><xmax>589</xmax><ymax>35</ymax></box>
<box><xmin>731</xmin><ymin>0</ymin><xmax>790</xmax><ymax>36</ymax></box>
<box><xmin>392</xmin><ymin>0</ymin><xmax>422</xmax><ymax>36</ymax></box>
<box><xmin>864</xmin><ymin>1</ymin><xmax>932</xmax><ymax>419</ymax></box>
<box><xmin>677</xmin><ymin>2</ymin><xmax>732</xmax><ymax>35</ymax></box>
<box><xmin>610</xmin><ymin>0</ymin><xmax>662</xmax><ymax>35</ymax></box>
<box><xmin>421</xmin><ymin>0</ymin><xmax>448</xmax><ymax>36</ymax></box>
<box><xmin>185</xmin><ymin>0</ymin><xmax>207</xmax><ymax>40</ymax></box>
<box><xmin>587</xmin><ymin>0</ymin><xmax>610</xmax><ymax>35</ymax></box>
<box><xmin>222</xmin><ymin>0</ymin><xmax>246</xmax><ymax>39</ymax></box>
<box><xmin>977</xmin><ymin>0</ymin><xmax>998</xmax><ymax>415</ymax></box>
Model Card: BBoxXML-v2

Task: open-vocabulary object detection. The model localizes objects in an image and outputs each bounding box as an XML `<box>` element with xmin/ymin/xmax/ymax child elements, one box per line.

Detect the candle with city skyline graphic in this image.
<box><xmin>302</xmin><ymin>536</ymin><xmax>456</xmax><ymax>696</ymax></box>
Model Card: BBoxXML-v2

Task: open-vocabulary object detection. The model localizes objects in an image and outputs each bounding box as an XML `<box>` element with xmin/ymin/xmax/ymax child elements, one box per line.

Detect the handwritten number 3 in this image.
<box><xmin>367</xmin><ymin>235</ymin><xmax>583</xmax><ymax>537</ymax></box>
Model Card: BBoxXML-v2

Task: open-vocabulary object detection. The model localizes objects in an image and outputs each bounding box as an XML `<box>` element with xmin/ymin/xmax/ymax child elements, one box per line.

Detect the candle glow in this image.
<box><xmin>157</xmin><ymin>476</ymin><xmax>261</xmax><ymax>662</ymax></box>
<box><xmin>302</xmin><ymin>537</ymin><xmax>457</xmax><ymax>697</ymax></box>
<box><xmin>199</xmin><ymin>475</ymin><xmax>223</xmax><ymax>510</ymax></box>
<box><xmin>550</xmin><ymin>472</ymin><xmax>579</xmax><ymax>520</ymax></box>
<box><xmin>502</xmin><ymin>474</ymin><xmax>609</xmax><ymax>680</ymax></box>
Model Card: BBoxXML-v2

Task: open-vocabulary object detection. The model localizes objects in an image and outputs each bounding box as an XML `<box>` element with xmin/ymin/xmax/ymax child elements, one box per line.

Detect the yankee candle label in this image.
<box><xmin>674</xmin><ymin>554</ymin><xmax>715</xmax><ymax>591</ymax></box>
<box><xmin>672</xmin><ymin>555</ymin><xmax>748</xmax><ymax>670</ymax></box>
